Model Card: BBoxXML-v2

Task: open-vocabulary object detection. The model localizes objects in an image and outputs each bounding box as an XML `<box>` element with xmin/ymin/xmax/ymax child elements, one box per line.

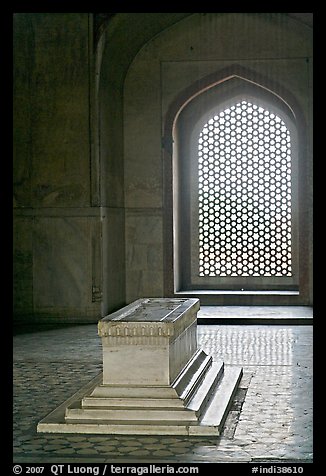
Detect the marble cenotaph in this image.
<box><xmin>37</xmin><ymin>298</ymin><xmax>243</xmax><ymax>435</ymax></box>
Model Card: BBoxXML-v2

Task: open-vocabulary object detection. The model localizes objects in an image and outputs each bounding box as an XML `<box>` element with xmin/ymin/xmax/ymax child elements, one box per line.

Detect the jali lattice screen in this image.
<box><xmin>198</xmin><ymin>100</ymin><xmax>292</xmax><ymax>277</ymax></box>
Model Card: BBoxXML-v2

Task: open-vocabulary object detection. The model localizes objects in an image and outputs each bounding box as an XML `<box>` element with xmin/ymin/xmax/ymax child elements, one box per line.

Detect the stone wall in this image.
<box><xmin>123</xmin><ymin>13</ymin><xmax>313</xmax><ymax>304</ymax></box>
<box><xmin>13</xmin><ymin>13</ymin><xmax>126</xmax><ymax>323</ymax></box>
<box><xmin>13</xmin><ymin>13</ymin><xmax>313</xmax><ymax>324</ymax></box>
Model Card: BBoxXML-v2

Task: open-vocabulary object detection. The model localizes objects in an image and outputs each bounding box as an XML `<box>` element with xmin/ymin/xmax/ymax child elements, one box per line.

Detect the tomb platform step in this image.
<box><xmin>82</xmin><ymin>396</ymin><xmax>184</xmax><ymax>409</ymax></box>
<box><xmin>82</xmin><ymin>361</ymin><xmax>224</xmax><ymax>413</ymax></box>
<box><xmin>65</xmin><ymin>365</ymin><xmax>240</xmax><ymax>430</ymax></box>
<box><xmin>37</xmin><ymin>365</ymin><xmax>243</xmax><ymax>435</ymax></box>
<box><xmin>37</xmin><ymin>422</ymin><xmax>199</xmax><ymax>435</ymax></box>
<box><xmin>190</xmin><ymin>366</ymin><xmax>243</xmax><ymax>435</ymax></box>
<box><xmin>172</xmin><ymin>349</ymin><xmax>216</xmax><ymax>403</ymax></box>
<box><xmin>186</xmin><ymin>361</ymin><xmax>224</xmax><ymax>416</ymax></box>
<box><xmin>65</xmin><ymin>405</ymin><xmax>198</xmax><ymax>422</ymax></box>
<box><xmin>90</xmin><ymin>384</ymin><xmax>178</xmax><ymax>399</ymax></box>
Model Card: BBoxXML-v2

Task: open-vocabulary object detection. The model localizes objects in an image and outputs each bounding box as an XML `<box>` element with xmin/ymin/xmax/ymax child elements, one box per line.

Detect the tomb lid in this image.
<box><xmin>98</xmin><ymin>298</ymin><xmax>200</xmax><ymax>337</ymax></box>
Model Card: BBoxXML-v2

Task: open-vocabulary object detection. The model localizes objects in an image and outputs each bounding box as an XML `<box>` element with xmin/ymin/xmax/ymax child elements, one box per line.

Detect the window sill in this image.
<box><xmin>175</xmin><ymin>290</ymin><xmax>299</xmax><ymax>296</ymax></box>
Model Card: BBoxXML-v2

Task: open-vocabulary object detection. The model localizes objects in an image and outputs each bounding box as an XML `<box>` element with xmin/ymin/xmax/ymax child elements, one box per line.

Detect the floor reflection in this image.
<box><xmin>13</xmin><ymin>323</ymin><xmax>313</xmax><ymax>463</ymax></box>
<box><xmin>198</xmin><ymin>325</ymin><xmax>294</xmax><ymax>365</ymax></box>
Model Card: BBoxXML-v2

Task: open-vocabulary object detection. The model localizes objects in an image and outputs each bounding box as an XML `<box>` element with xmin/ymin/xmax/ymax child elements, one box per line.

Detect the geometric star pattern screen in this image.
<box><xmin>198</xmin><ymin>100</ymin><xmax>292</xmax><ymax>277</ymax></box>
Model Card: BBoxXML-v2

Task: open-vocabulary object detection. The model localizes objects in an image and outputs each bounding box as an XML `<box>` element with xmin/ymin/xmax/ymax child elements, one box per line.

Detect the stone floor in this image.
<box><xmin>13</xmin><ymin>309</ymin><xmax>313</xmax><ymax>464</ymax></box>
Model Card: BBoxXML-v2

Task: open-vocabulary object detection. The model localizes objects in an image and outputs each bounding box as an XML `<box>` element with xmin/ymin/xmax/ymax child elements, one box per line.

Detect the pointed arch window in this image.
<box><xmin>173</xmin><ymin>79</ymin><xmax>299</xmax><ymax>292</ymax></box>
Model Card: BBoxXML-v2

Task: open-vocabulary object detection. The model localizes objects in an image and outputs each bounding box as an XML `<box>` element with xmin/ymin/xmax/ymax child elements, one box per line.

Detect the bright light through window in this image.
<box><xmin>198</xmin><ymin>100</ymin><xmax>292</xmax><ymax>277</ymax></box>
